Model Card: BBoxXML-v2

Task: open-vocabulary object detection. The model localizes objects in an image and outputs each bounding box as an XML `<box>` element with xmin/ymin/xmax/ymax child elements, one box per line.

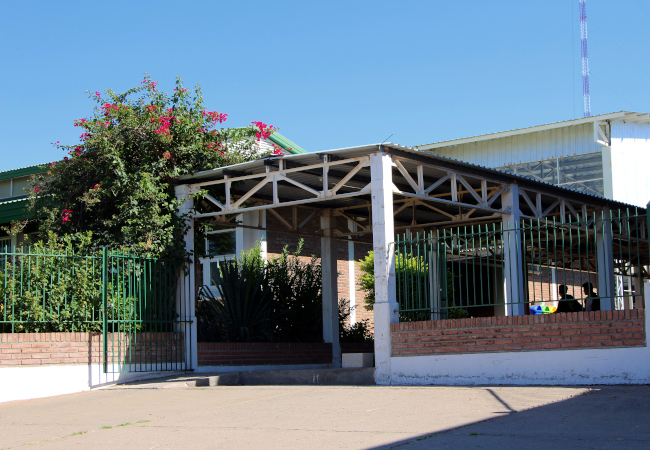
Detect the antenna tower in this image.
<box><xmin>579</xmin><ymin>0</ymin><xmax>591</xmax><ymax>117</ymax></box>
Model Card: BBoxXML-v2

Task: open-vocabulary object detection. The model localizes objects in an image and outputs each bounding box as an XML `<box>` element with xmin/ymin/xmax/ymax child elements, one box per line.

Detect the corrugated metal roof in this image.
<box><xmin>0</xmin><ymin>197</ymin><xmax>30</xmax><ymax>224</ymax></box>
<box><xmin>0</xmin><ymin>164</ymin><xmax>48</xmax><ymax>181</ymax></box>
<box><xmin>268</xmin><ymin>132</ymin><xmax>307</xmax><ymax>154</ymax></box>
<box><xmin>181</xmin><ymin>142</ymin><xmax>643</xmax><ymax>211</ymax></box>
<box><xmin>416</xmin><ymin>111</ymin><xmax>650</xmax><ymax>150</ymax></box>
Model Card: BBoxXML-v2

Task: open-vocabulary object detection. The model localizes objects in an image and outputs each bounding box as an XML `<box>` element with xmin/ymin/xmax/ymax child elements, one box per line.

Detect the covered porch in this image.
<box><xmin>175</xmin><ymin>143</ymin><xmax>649</xmax><ymax>384</ymax></box>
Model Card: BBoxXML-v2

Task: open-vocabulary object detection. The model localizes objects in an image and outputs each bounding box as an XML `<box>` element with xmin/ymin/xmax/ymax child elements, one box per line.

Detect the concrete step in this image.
<box><xmin>191</xmin><ymin>367</ymin><xmax>375</xmax><ymax>387</ymax></box>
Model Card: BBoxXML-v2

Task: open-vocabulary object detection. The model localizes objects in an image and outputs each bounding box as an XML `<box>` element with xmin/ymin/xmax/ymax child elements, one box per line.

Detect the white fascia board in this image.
<box><xmin>417</xmin><ymin>112</ymin><xmax>630</xmax><ymax>151</ymax></box>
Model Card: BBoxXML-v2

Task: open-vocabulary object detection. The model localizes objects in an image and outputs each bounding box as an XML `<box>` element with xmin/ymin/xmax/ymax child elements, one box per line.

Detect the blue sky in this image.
<box><xmin>1</xmin><ymin>0</ymin><xmax>649</xmax><ymax>170</ymax></box>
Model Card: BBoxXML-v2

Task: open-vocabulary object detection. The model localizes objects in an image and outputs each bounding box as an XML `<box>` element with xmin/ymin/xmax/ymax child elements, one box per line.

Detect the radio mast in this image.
<box><xmin>579</xmin><ymin>0</ymin><xmax>591</xmax><ymax>117</ymax></box>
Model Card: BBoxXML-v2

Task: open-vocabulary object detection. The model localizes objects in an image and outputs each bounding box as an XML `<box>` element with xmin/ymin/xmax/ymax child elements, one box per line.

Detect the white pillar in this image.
<box><xmin>370</xmin><ymin>151</ymin><xmax>399</xmax><ymax>385</ymax></box>
<box><xmin>321</xmin><ymin>209</ymin><xmax>341</xmax><ymax>367</ymax></box>
<box><xmin>596</xmin><ymin>208</ymin><xmax>615</xmax><ymax>310</ymax></box>
<box><xmin>347</xmin><ymin>220</ymin><xmax>357</xmax><ymax>324</ymax></box>
<box><xmin>174</xmin><ymin>185</ymin><xmax>197</xmax><ymax>371</ymax></box>
<box><xmin>429</xmin><ymin>241</ymin><xmax>441</xmax><ymax>321</ymax></box>
<box><xmin>500</xmin><ymin>184</ymin><xmax>526</xmax><ymax>316</ymax></box>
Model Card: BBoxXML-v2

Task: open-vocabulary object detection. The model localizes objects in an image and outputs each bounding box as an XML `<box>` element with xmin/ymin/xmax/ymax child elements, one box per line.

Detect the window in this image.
<box><xmin>201</xmin><ymin>227</ymin><xmax>237</xmax><ymax>295</ymax></box>
<box><xmin>11</xmin><ymin>177</ymin><xmax>31</xmax><ymax>197</ymax></box>
<box><xmin>0</xmin><ymin>180</ymin><xmax>10</xmax><ymax>199</ymax></box>
<box><xmin>496</xmin><ymin>152</ymin><xmax>605</xmax><ymax>197</ymax></box>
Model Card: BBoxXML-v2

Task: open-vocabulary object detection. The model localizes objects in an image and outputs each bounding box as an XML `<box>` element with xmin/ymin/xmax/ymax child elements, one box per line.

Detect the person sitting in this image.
<box><xmin>582</xmin><ymin>282</ymin><xmax>600</xmax><ymax>312</ymax></box>
<box><xmin>556</xmin><ymin>285</ymin><xmax>582</xmax><ymax>313</ymax></box>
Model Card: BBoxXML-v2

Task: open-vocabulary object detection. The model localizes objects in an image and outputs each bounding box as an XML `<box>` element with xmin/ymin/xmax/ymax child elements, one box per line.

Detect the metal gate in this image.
<box><xmin>101</xmin><ymin>249</ymin><xmax>191</xmax><ymax>373</ymax></box>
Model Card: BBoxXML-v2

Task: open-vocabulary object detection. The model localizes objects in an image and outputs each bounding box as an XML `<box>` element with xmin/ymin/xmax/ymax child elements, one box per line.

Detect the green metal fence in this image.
<box><xmin>0</xmin><ymin>246</ymin><xmax>190</xmax><ymax>372</ymax></box>
<box><xmin>396</xmin><ymin>209</ymin><xmax>649</xmax><ymax>322</ymax></box>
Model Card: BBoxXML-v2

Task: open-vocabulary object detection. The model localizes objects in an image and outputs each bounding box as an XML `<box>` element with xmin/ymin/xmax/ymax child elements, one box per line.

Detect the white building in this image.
<box><xmin>415</xmin><ymin>111</ymin><xmax>650</xmax><ymax>209</ymax></box>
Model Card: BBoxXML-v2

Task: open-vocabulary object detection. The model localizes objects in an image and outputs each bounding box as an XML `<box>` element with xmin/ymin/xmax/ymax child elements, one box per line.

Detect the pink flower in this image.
<box><xmin>162</xmin><ymin>151</ymin><xmax>171</xmax><ymax>159</ymax></box>
<box><xmin>252</xmin><ymin>121</ymin><xmax>275</xmax><ymax>140</ymax></box>
<box><xmin>146</xmin><ymin>104</ymin><xmax>156</xmax><ymax>112</ymax></box>
<box><xmin>95</xmin><ymin>91</ymin><xmax>101</xmax><ymax>97</ymax></box>
<box><xmin>33</xmin><ymin>186</ymin><xmax>42</xmax><ymax>193</ymax></box>
<box><xmin>203</xmin><ymin>110</ymin><xmax>228</xmax><ymax>124</ymax></box>
<box><xmin>61</xmin><ymin>209</ymin><xmax>73</xmax><ymax>224</ymax></box>
<box><xmin>154</xmin><ymin>115</ymin><xmax>173</xmax><ymax>135</ymax></box>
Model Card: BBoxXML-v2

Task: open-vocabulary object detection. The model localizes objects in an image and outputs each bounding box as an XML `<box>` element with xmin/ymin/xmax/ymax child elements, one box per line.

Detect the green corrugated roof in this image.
<box><xmin>0</xmin><ymin>197</ymin><xmax>30</xmax><ymax>224</ymax></box>
<box><xmin>0</xmin><ymin>164</ymin><xmax>48</xmax><ymax>181</ymax></box>
<box><xmin>269</xmin><ymin>132</ymin><xmax>307</xmax><ymax>154</ymax></box>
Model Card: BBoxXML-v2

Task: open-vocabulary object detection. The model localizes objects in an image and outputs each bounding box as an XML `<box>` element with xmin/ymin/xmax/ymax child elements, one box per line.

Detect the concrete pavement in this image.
<box><xmin>0</xmin><ymin>382</ymin><xmax>647</xmax><ymax>449</ymax></box>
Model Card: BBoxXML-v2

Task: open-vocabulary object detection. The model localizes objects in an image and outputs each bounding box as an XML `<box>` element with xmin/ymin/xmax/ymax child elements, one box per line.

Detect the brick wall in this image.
<box><xmin>391</xmin><ymin>310</ymin><xmax>646</xmax><ymax>356</ymax></box>
<box><xmin>0</xmin><ymin>332</ymin><xmax>184</xmax><ymax>367</ymax></box>
<box><xmin>198</xmin><ymin>342</ymin><xmax>332</xmax><ymax>366</ymax></box>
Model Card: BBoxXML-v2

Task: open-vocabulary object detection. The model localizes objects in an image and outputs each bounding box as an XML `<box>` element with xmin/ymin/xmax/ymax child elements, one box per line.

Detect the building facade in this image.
<box><xmin>416</xmin><ymin>111</ymin><xmax>650</xmax><ymax>208</ymax></box>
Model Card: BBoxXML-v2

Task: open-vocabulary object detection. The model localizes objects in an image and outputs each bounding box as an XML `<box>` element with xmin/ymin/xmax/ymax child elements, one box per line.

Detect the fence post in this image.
<box><xmin>102</xmin><ymin>247</ymin><xmax>108</xmax><ymax>374</ymax></box>
<box><xmin>596</xmin><ymin>208</ymin><xmax>616</xmax><ymax>310</ymax></box>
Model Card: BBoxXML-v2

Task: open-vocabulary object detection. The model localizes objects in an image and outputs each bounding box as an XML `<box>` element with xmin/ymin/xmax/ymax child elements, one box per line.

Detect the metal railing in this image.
<box><xmin>395</xmin><ymin>209</ymin><xmax>649</xmax><ymax>322</ymax></box>
<box><xmin>1</xmin><ymin>246</ymin><xmax>190</xmax><ymax>372</ymax></box>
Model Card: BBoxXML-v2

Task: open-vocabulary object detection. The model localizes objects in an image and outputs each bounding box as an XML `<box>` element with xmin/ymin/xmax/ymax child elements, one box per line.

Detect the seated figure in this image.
<box><xmin>556</xmin><ymin>285</ymin><xmax>583</xmax><ymax>313</ymax></box>
<box><xmin>582</xmin><ymin>282</ymin><xmax>601</xmax><ymax>312</ymax></box>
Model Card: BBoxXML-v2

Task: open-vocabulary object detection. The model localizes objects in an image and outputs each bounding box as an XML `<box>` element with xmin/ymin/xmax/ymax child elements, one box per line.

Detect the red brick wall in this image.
<box><xmin>391</xmin><ymin>310</ymin><xmax>646</xmax><ymax>356</ymax></box>
<box><xmin>198</xmin><ymin>342</ymin><xmax>332</xmax><ymax>366</ymax></box>
<box><xmin>0</xmin><ymin>332</ymin><xmax>184</xmax><ymax>367</ymax></box>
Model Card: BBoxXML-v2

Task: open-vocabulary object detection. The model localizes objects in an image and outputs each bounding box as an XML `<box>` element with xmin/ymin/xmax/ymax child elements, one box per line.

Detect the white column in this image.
<box><xmin>260</xmin><ymin>210</ymin><xmax>267</xmax><ymax>260</ymax></box>
<box><xmin>347</xmin><ymin>220</ymin><xmax>357</xmax><ymax>324</ymax></box>
<box><xmin>321</xmin><ymin>209</ymin><xmax>341</xmax><ymax>367</ymax></box>
<box><xmin>500</xmin><ymin>184</ymin><xmax>526</xmax><ymax>316</ymax></box>
<box><xmin>596</xmin><ymin>208</ymin><xmax>615</xmax><ymax>310</ymax></box>
<box><xmin>370</xmin><ymin>151</ymin><xmax>399</xmax><ymax>385</ymax></box>
<box><xmin>429</xmin><ymin>240</ymin><xmax>441</xmax><ymax>321</ymax></box>
<box><xmin>174</xmin><ymin>185</ymin><xmax>197</xmax><ymax>370</ymax></box>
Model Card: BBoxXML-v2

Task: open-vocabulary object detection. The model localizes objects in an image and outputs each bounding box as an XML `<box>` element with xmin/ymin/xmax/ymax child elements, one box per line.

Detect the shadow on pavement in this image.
<box><xmin>369</xmin><ymin>385</ymin><xmax>650</xmax><ymax>449</ymax></box>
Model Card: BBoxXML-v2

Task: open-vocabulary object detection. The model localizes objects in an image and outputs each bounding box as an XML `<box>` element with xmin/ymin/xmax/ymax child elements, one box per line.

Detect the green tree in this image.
<box><xmin>357</xmin><ymin>251</ymin><xmax>427</xmax><ymax>311</ymax></box>
<box><xmin>28</xmin><ymin>75</ymin><xmax>278</xmax><ymax>259</ymax></box>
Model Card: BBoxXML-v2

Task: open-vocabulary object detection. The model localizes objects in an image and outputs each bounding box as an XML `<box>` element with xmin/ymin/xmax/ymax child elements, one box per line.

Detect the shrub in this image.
<box><xmin>197</xmin><ymin>239</ymin><xmax>323</xmax><ymax>342</ymax></box>
<box><xmin>338</xmin><ymin>298</ymin><xmax>372</xmax><ymax>343</ymax></box>
<box><xmin>0</xmin><ymin>232</ymin><xmax>144</xmax><ymax>332</ymax></box>
<box><xmin>266</xmin><ymin>240</ymin><xmax>322</xmax><ymax>342</ymax></box>
<box><xmin>357</xmin><ymin>250</ymin><xmax>427</xmax><ymax>311</ymax></box>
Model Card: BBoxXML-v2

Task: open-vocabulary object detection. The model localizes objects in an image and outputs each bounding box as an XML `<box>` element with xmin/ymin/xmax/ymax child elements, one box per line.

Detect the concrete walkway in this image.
<box><xmin>0</xmin><ymin>382</ymin><xmax>648</xmax><ymax>449</ymax></box>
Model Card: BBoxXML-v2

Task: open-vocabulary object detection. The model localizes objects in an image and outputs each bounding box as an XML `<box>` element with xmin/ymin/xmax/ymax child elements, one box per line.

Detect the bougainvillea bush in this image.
<box><xmin>28</xmin><ymin>76</ymin><xmax>277</xmax><ymax>259</ymax></box>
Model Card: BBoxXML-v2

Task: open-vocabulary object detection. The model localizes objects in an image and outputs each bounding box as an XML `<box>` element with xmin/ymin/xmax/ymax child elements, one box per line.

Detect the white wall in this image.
<box><xmin>385</xmin><ymin>284</ymin><xmax>650</xmax><ymax>386</ymax></box>
<box><xmin>390</xmin><ymin>344</ymin><xmax>650</xmax><ymax>386</ymax></box>
<box><xmin>429</xmin><ymin>123</ymin><xmax>599</xmax><ymax>167</ymax></box>
<box><xmin>610</xmin><ymin>121</ymin><xmax>650</xmax><ymax>208</ymax></box>
<box><xmin>0</xmin><ymin>365</ymin><xmax>184</xmax><ymax>403</ymax></box>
